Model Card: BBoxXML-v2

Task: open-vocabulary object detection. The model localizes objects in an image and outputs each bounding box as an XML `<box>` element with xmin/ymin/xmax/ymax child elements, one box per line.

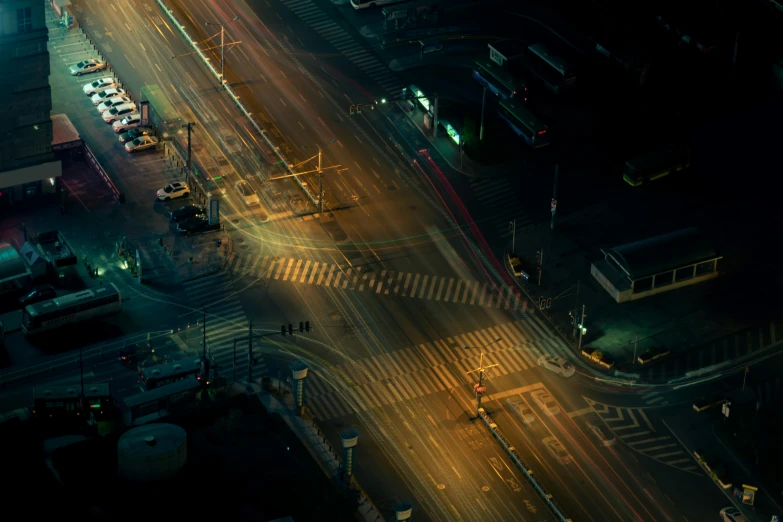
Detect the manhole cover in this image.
<box><xmin>408</xmin><ymin>205</ymin><xmax>417</xmax><ymax>211</ymax></box>
<box><xmin>481</xmin><ymin>486</ymin><xmax>490</xmax><ymax>492</ymax></box>
<box><xmin>330</xmin><ymin>313</ymin><xmax>340</xmax><ymax>320</ymax></box>
<box><xmin>437</xmin><ymin>484</ymin><xmax>446</xmax><ymax>490</ymax></box>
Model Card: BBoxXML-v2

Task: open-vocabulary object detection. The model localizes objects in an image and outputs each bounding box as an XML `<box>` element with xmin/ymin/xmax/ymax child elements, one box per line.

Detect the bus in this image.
<box><xmin>21</xmin><ymin>283</ymin><xmax>122</xmax><ymax>336</ymax></box>
<box><xmin>351</xmin><ymin>0</ymin><xmax>406</xmax><ymax>9</ymax></box>
<box><xmin>527</xmin><ymin>43</ymin><xmax>576</xmax><ymax>86</ymax></box>
<box><xmin>623</xmin><ymin>146</ymin><xmax>691</xmax><ymax>187</ymax></box>
<box><xmin>123</xmin><ymin>377</ymin><xmax>201</xmax><ymax>426</ymax></box>
<box><xmin>498</xmin><ymin>99</ymin><xmax>550</xmax><ymax>149</ymax></box>
<box><xmin>139</xmin><ymin>356</ymin><xmax>214</xmax><ymax>390</ymax></box>
<box><xmin>472</xmin><ymin>58</ymin><xmax>529</xmax><ymax>101</ymax></box>
<box><xmin>33</xmin><ymin>383</ymin><xmax>112</xmax><ymax>420</ymax></box>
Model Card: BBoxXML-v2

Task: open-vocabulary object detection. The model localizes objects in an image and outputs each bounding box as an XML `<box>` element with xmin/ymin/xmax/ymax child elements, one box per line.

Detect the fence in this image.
<box><xmin>83</xmin><ymin>143</ymin><xmax>124</xmax><ymax>203</ymax></box>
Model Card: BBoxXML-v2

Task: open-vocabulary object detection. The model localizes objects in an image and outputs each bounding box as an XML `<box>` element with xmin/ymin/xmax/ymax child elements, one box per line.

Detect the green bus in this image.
<box><xmin>623</xmin><ymin>146</ymin><xmax>691</xmax><ymax>187</ymax></box>
<box><xmin>473</xmin><ymin>58</ymin><xmax>529</xmax><ymax>101</ymax></box>
<box><xmin>498</xmin><ymin>99</ymin><xmax>549</xmax><ymax>148</ymax></box>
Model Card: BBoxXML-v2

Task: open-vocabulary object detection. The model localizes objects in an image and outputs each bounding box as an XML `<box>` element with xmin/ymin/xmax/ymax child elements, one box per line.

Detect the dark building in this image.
<box><xmin>0</xmin><ymin>0</ymin><xmax>60</xmax><ymax>207</ymax></box>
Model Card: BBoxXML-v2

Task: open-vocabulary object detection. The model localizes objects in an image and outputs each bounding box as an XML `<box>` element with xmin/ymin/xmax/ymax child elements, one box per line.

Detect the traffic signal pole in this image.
<box><xmin>537</xmin><ymin>248</ymin><xmax>544</xmax><ymax>286</ymax></box>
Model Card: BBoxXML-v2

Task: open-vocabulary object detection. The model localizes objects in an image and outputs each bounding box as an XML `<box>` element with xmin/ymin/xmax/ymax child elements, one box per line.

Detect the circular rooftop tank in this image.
<box><xmin>117</xmin><ymin>423</ymin><xmax>187</xmax><ymax>482</ymax></box>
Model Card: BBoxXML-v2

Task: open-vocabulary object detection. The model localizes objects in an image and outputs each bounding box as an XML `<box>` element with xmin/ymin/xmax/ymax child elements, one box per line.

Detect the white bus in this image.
<box><xmin>21</xmin><ymin>283</ymin><xmax>122</xmax><ymax>335</ymax></box>
<box><xmin>527</xmin><ymin>43</ymin><xmax>576</xmax><ymax>86</ymax></box>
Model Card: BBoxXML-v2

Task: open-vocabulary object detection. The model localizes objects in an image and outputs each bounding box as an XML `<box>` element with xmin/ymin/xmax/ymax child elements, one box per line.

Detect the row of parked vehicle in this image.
<box><xmin>79</xmin><ymin>70</ymin><xmax>159</xmax><ymax>153</ymax></box>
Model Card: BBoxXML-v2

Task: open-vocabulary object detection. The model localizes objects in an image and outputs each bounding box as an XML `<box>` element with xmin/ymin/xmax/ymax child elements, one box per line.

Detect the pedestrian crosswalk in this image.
<box><xmin>181</xmin><ymin>273</ymin><xmax>267</xmax><ymax>378</ymax></box>
<box><xmin>225</xmin><ymin>253</ymin><xmax>528</xmax><ymax>311</ymax></box>
<box><xmin>466</xmin><ymin>177</ymin><xmax>533</xmax><ymax>241</ymax></box>
<box><xmin>279</xmin><ymin>0</ymin><xmax>405</xmax><ymax>97</ymax></box>
<box><xmin>304</xmin><ymin>317</ymin><xmax>568</xmax><ymax>421</ymax></box>
<box><xmin>584</xmin><ymin>398</ymin><xmax>701</xmax><ymax>474</ymax></box>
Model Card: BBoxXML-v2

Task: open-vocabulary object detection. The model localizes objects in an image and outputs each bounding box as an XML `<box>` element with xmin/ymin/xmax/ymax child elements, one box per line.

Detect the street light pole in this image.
<box><xmin>318</xmin><ymin>147</ymin><xmax>324</xmax><ymax>214</ymax></box>
<box><xmin>183</xmin><ymin>122</ymin><xmax>196</xmax><ymax>186</ymax></box>
<box><xmin>465</xmin><ymin>337</ymin><xmax>501</xmax><ymax>413</ymax></box>
<box><xmin>578</xmin><ymin>304</ymin><xmax>586</xmax><ymax>350</ymax></box>
<box><xmin>205</xmin><ymin>17</ymin><xmax>238</xmax><ymax>89</ymax></box>
<box><xmin>479</xmin><ymin>86</ymin><xmax>487</xmax><ymax>141</ymax></box>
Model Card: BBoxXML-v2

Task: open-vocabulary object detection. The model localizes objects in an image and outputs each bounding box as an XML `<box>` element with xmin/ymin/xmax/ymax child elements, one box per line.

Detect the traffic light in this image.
<box><xmin>569</xmin><ymin>311</ymin><xmax>575</xmax><ymax>324</ymax></box>
<box><xmin>216</xmin><ymin>239</ymin><xmax>222</xmax><ymax>248</ymax></box>
<box><xmin>281</xmin><ymin>325</ymin><xmax>286</xmax><ymax>336</ymax></box>
<box><xmin>546</xmin><ymin>298</ymin><xmax>552</xmax><ymax>309</ymax></box>
<box><xmin>357</xmin><ymin>104</ymin><xmax>363</xmax><ymax>114</ymax></box>
<box><xmin>305</xmin><ymin>321</ymin><xmax>310</xmax><ymax>332</ymax></box>
<box><xmin>349</xmin><ymin>105</ymin><xmax>356</xmax><ymax>115</ymax></box>
<box><xmin>538</xmin><ymin>296</ymin><xmax>545</xmax><ymax>309</ymax></box>
<box><xmin>299</xmin><ymin>321</ymin><xmax>304</xmax><ymax>333</ymax></box>
<box><xmin>535</xmin><ymin>250</ymin><xmax>541</xmax><ymax>270</ymax></box>
<box><xmin>288</xmin><ymin>323</ymin><xmax>294</xmax><ymax>335</ymax></box>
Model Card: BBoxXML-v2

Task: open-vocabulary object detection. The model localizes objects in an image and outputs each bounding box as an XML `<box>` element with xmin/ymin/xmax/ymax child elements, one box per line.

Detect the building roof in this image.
<box><xmin>604</xmin><ymin>228</ymin><xmax>719</xmax><ymax>280</ymax></box>
<box><xmin>0</xmin><ymin>242</ymin><xmax>31</xmax><ymax>284</ymax></box>
<box><xmin>51</xmin><ymin>114</ymin><xmax>80</xmax><ymax>147</ymax></box>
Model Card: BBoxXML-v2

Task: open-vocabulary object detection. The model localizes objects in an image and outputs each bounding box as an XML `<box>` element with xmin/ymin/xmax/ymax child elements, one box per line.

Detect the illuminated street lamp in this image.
<box><xmin>465</xmin><ymin>337</ymin><xmax>501</xmax><ymax>412</ymax></box>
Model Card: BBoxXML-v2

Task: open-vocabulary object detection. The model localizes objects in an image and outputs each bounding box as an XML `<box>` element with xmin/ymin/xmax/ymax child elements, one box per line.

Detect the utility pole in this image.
<box><xmin>550</xmin><ymin>164</ymin><xmax>558</xmax><ymax>231</ymax></box>
<box><xmin>433</xmin><ymin>93</ymin><xmax>439</xmax><ymax>138</ymax></box>
<box><xmin>183</xmin><ymin>122</ymin><xmax>196</xmax><ymax>186</ymax></box>
<box><xmin>248</xmin><ymin>320</ymin><xmax>253</xmax><ymax>382</ymax></box>
<box><xmin>633</xmin><ymin>332</ymin><xmax>639</xmax><ymax>366</ymax></box>
<box><xmin>202</xmin><ymin>309</ymin><xmax>207</xmax><ymax>357</ymax></box>
<box><xmin>578</xmin><ymin>304</ymin><xmax>586</xmax><ymax>350</ymax></box>
<box><xmin>742</xmin><ymin>367</ymin><xmax>749</xmax><ymax>392</ymax></box>
<box><xmin>465</xmin><ymin>337</ymin><xmax>501</xmax><ymax>413</ymax></box>
<box><xmin>79</xmin><ymin>345</ymin><xmax>85</xmax><ymax>413</ymax></box>
<box><xmin>510</xmin><ymin>219</ymin><xmax>516</xmax><ymax>253</ymax></box>
<box><xmin>318</xmin><ymin>148</ymin><xmax>324</xmax><ymax>214</ymax></box>
<box><xmin>479</xmin><ymin>86</ymin><xmax>487</xmax><ymax>141</ymax></box>
<box><xmin>205</xmin><ymin>17</ymin><xmax>239</xmax><ymax>89</ymax></box>
<box><xmin>537</xmin><ymin>248</ymin><xmax>544</xmax><ymax>286</ymax></box>
<box><xmin>572</xmin><ymin>280</ymin><xmax>580</xmax><ymax>338</ymax></box>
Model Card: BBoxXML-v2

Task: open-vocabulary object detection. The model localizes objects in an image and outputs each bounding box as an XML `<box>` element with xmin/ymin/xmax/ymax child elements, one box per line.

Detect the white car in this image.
<box><xmin>506</xmin><ymin>398</ymin><xmax>535</xmax><ymax>424</ymax></box>
<box><xmin>531</xmin><ymin>390</ymin><xmax>560</xmax><ymax>416</ymax></box>
<box><xmin>543</xmin><ymin>437</ymin><xmax>571</xmax><ymax>464</ymax></box>
<box><xmin>97</xmin><ymin>96</ymin><xmax>133</xmax><ymax>114</ymax></box>
<box><xmin>719</xmin><ymin>507</ymin><xmax>749</xmax><ymax>522</ymax></box>
<box><xmin>586</xmin><ymin>422</ymin><xmax>615</xmax><ymax>447</ymax></box>
<box><xmin>103</xmin><ymin>103</ymin><xmax>137</xmax><ymax>123</ymax></box>
<box><xmin>70</xmin><ymin>59</ymin><xmax>106</xmax><ymax>76</ymax></box>
<box><xmin>91</xmin><ymin>87</ymin><xmax>125</xmax><ymax>105</ymax></box>
<box><xmin>112</xmin><ymin>114</ymin><xmax>142</xmax><ymax>133</ymax></box>
<box><xmin>83</xmin><ymin>77</ymin><xmax>116</xmax><ymax>96</ymax></box>
<box><xmin>157</xmin><ymin>182</ymin><xmax>190</xmax><ymax>201</ymax></box>
<box><xmin>125</xmin><ymin>135</ymin><xmax>160</xmax><ymax>153</ymax></box>
<box><xmin>235</xmin><ymin>180</ymin><xmax>260</xmax><ymax>206</ymax></box>
<box><xmin>537</xmin><ymin>355</ymin><xmax>576</xmax><ymax>378</ymax></box>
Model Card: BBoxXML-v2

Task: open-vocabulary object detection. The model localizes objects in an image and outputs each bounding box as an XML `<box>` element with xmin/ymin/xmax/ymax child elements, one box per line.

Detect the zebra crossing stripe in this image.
<box><xmin>418</xmin><ymin>275</ymin><xmax>429</xmax><ymax>298</ymax></box>
<box><xmin>274</xmin><ymin>260</ymin><xmax>286</xmax><ymax>280</ymax></box>
<box><xmin>410</xmin><ymin>274</ymin><xmax>421</xmax><ymax>296</ymax></box>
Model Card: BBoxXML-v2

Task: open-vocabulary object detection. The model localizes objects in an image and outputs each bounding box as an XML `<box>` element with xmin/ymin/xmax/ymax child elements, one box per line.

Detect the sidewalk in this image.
<box><xmin>230</xmin><ymin>379</ymin><xmax>386</xmax><ymax>522</ymax></box>
<box><xmin>664</xmin><ymin>411</ymin><xmax>783</xmax><ymax>522</ymax></box>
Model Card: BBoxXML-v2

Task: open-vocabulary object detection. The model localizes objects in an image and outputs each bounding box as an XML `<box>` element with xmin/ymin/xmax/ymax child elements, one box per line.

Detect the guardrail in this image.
<box><xmin>155</xmin><ymin>0</ymin><xmax>319</xmax><ymax>209</ymax></box>
<box><xmin>477</xmin><ymin>407</ymin><xmax>572</xmax><ymax>522</ymax></box>
<box><xmin>83</xmin><ymin>142</ymin><xmax>124</xmax><ymax>203</ymax></box>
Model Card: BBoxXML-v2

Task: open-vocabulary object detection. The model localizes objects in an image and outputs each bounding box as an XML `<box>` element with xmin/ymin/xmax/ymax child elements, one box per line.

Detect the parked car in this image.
<box><xmin>91</xmin><ymin>87</ymin><xmax>125</xmax><ymax>105</ymax></box>
<box><xmin>537</xmin><ymin>355</ymin><xmax>576</xmax><ymax>378</ymax></box>
<box><xmin>97</xmin><ymin>96</ymin><xmax>133</xmax><ymax>114</ymax></box>
<box><xmin>586</xmin><ymin>422</ymin><xmax>615</xmax><ymax>446</ymax></box>
<box><xmin>83</xmin><ymin>77</ymin><xmax>116</xmax><ymax>96</ymax></box>
<box><xmin>177</xmin><ymin>214</ymin><xmax>209</xmax><ymax>235</ymax></box>
<box><xmin>719</xmin><ymin>507</ymin><xmax>749</xmax><ymax>522</ymax></box>
<box><xmin>637</xmin><ymin>346</ymin><xmax>671</xmax><ymax>365</ymax></box>
<box><xmin>531</xmin><ymin>389</ymin><xmax>560</xmax><ymax>416</ymax></box>
<box><xmin>235</xmin><ymin>179</ymin><xmax>260</xmax><ymax>207</ymax></box>
<box><xmin>112</xmin><ymin>113</ymin><xmax>142</xmax><ymax>133</ymax></box>
<box><xmin>118</xmin><ymin>127</ymin><xmax>153</xmax><ymax>144</ymax></box>
<box><xmin>125</xmin><ymin>135</ymin><xmax>160</xmax><ymax>153</ymax></box>
<box><xmin>18</xmin><ymin>285</ymin><xmax>56</xmax><ymax>306</ymax></box>
<box><xmin>70</xmin><ymin>59</ymin><xmax>106</xmax><ymax>76</ymax></box>
<box><xmin>506</xmin><ymin>398</ymin><xmax>535</xmax><ymax>424</ymax></box>
<box><xmin>103</xmin><ymin>103</ymin><xmax>137</xmax><ymax>123</ymax></box>
<box><xmin>543</xmin><ymin>437</ymin><xmax>571</xmax><ymax>464</ymax></box>
<box><xmin>170</xmin><ymin>204</ymin><xmax>206</xmax><ymax>223</ymax></box>
<box><xmin>157</xmin><ymin>182</ymin><xmax>190</xmax><ymax>201</ymax></box>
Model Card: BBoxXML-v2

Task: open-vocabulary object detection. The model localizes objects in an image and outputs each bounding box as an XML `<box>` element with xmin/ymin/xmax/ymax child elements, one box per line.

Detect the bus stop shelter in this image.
<box><xmin>591</xmin><ymin>227</ymin><xmax>722</xmax><ymax>303</ymax></box>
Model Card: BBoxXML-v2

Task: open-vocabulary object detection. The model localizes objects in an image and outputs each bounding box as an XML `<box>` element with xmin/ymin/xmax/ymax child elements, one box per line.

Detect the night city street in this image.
<box><xmin>1</xmin><ymin>0</ymin><xmax>783</xmax><ymax>520</ymax></box>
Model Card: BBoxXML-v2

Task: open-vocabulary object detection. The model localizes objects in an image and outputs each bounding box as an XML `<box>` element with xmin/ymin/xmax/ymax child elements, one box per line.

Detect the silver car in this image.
<box><xmin>70</xmin><ymin>59</ymin><xmax>106</xmax><ymax>76</ymax></box>
<box><xmin>103</xmin><ymin>103</ymin><xmax>137</xmax><ymax>123</ymax></box>
<box><xmin>125</xmin><ymin>135</ymin><xmax>160</xmax><ymax>153</ymax></box>
<box><xmin>83</xmin><ymin>77</ymin><xmax>115</xmax><ymax>96</ymax></box>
